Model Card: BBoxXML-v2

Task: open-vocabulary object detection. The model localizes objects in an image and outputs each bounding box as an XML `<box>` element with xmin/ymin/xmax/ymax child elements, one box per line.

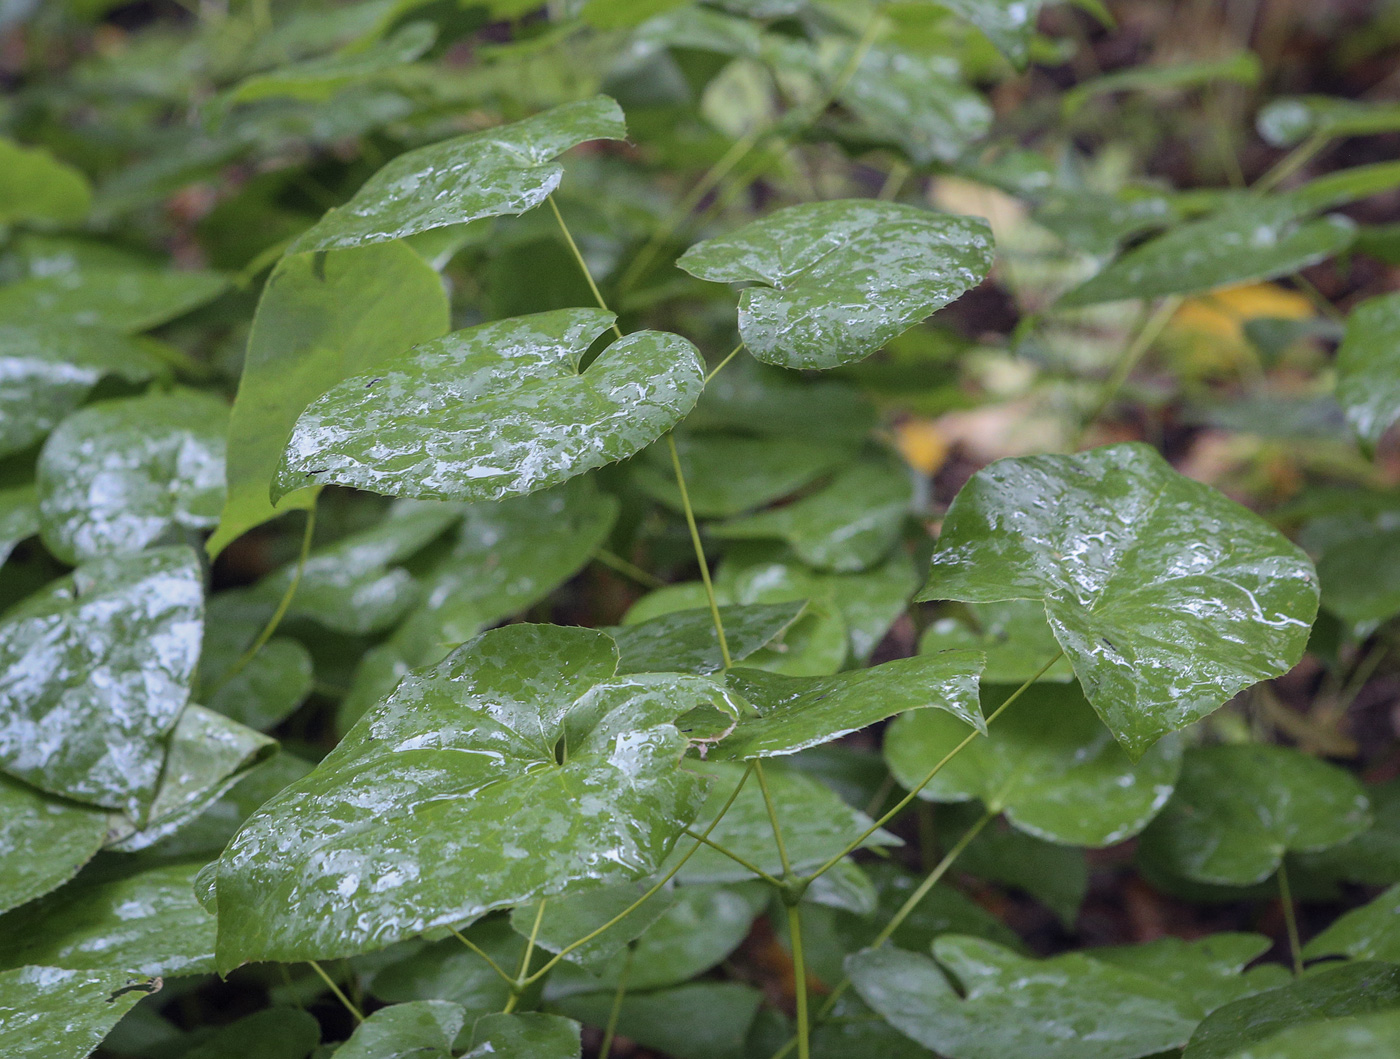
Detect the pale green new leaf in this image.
<box><xmin>1304</xmin><ymin>883</ymin><xmax>1400</xmax><ymax>964</ymax></box>
<box><xmin>210</xmin><ymin>240</ymin><xmax>449</xmax><ymax>557</ymax></box>
<box><xmin>609</xmin><ymin>602</ymin><xmax>807</xmax><ymax>676</ymax></box>
<box><xmin>333</xmin><ymin>1000</ymin><xmax>465</xmax><ymax>1059</ymax></box>
<box><xmin>36</xmin><ymin>391</ymin><xmax>228</xmax><ymax>564</ymax></box>
<box><xmin>275</xmin><ymin>309</ymin><xmax>703</xmax><ymax>503</ymax></box>
<box><xmin>1335</xmin><ymin>292</ymin><xmax>1400</xmax><ymax>446</ymax></box>
<box><xmin>464</xmin><ymin>1013</ymin><xmax>581</xmax><ymax>1059</ymax></box>
<box><xmin>1138</xmin><ymin>743</ymin><xmax>1371</xmax><ymax>886</ymax></box>
<box><xmin>677</xmin><ymin>201</ymin><xmax>994</xmax><ymax>370</ymax></box>
<box><xmin>0</xmin><ymin>776</ymin><xmax>108</xmax><ymax>915</ymax></box>
<box><xmin>885</xmin><ymin>683</ymin><xmax>1181</xmax><ymax>846</ymax></box>
<box><xmin>917</xmin><ymin>443</ymin><xmax>1319</xmax><ymax>757</ymax></box>
<box><xmin>288</xmin><ymin>96</ymin><xmax>627</xmax><ymax>254</ymax></box>
<box><xmin>212</xmin><ymin>624</ymin><xmax>730</xmax><ymax>969</ymax></box>
<box><xmin>0</xmin><ymin>546</ymin><xmax>203</xmax><ymax>816</ymax></box>
<box><xmin>0</xmin><ymin>965</ymin><xmax>159</xmax><ymax>1059</ymax></box>
<box><xmin>0</xmin><ymin>139</ymin><xmax>91</xmax><ymax>225</ymax></box>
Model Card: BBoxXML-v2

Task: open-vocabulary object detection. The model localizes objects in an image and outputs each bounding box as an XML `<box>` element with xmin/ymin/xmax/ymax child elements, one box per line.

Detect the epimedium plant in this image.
<box><xmin>1</xmin><ymin>1</ymin><xmax>1400</xmax><ymax>1059</ymax></box>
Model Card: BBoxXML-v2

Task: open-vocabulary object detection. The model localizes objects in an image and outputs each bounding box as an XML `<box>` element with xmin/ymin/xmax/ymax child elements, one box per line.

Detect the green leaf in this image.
<box><xmin>677</xmin><ymin>201</ymin><xmax>994</xmax><ymax>370</ymax></box>
<box><xmin>167</xmin><ymin>1008</ymin><xmax>321</xmax><ymax>1059</ymax></box>
<box><xmin>939</xmin><ymin>809</ymin><xmax>1089</xmax><ymax>926</ymax></box>
<box><xmin>917</xmin><ymin>600</ymin><xmax>1076</xmax><ymax>684</ymax></box>
<box><xmin>1084</xmin><ymin>934</ymin><xmax>1284</xmax><ymax>1012</ymax></box>
<box><xmin>332</xmin><ymin>1000</ymin><xmax>465</xmax><ymax>1059</ymax></box>
<box><xmin>0</xmin><ymin>546</ymin><xmax>204</xmax><ymax>816</ymax></box>
<box><xmin>0</xmin><ymin>139</ymin><xmax>92</xmax><ymax>225</ymax></box>
<box><xmin>687</xmin><ymin>358</ymin><xmax>876</xmax><ymax>442</ymax></box>
<box><xmin>1138</xmin><ymin>743</ymin><xmax>1371</xmax><ymax>886</ymax></box>
<box><xmin>363</xmin><ymin>918</ymin><xmax>522</xmax><ymax>1014</ymax></box>
<box><xmin>1057</xmin><ymin>198</ymin><xmax>1354</xmax><ymax>308</ymax></box>
<box><xmin>275</xmin><ymin>309</ymin><xmax>704</xmax><ymax>504</ymax></box>
<box><xmin>1336</xmin><ymin>292</ymin><xmax>1400</xmax><ymax>446</ymax></box>
<box><xmin>885</xmin><ymin>682</ymin><xmax>1181</xmax><ymax>846</ymax></box>
<box><xmin>917</xmin><ymin>443</ymin><xmax>1319</xmax><ymax>757</ymax></box>
<box><xmin>922</xmin><ymin>0</ymin><xmax>1048</xmax><ymax>67</ymax></box>
<box><xmin>554</xmin><ymin>982</ymin><xmax>760</xmax><ymax>1059</ymax></box>
<box><xmin>1034</xmin><ymin>189</ymin><xmax>1179</xmax><ymax>256</ymax></box>
<box><xmin>288</xmin><ymin>96</ymin><xmax>627</xmax><ymax>254</ymax></box>
<box><xmin>1304</xmin><ymin>883</ymin><xmax>1400</xmax><ymax>964</ymax></box>
<box><xmin>212</xmin><ymin>624</ymin><xmax>729</xmax><ymax>969</ymax></box>
<box><xmin>105</xmin><ymin>703</ymin><xmax>276</xmax><ymax>852</ymax></box>
<box><xmin>631</xmin><ymin>432</ymin><xmax>852</xmax><ymax>518</ymax></box>
<box><xmin>0</xmin><ymin>268</ymin><xmax>228</xmax><ymax>333</ymax></box>
<box><xmin>0</xmin><ymin>776</ymin><xmax>107</xmax><ymax>915</ymax></box>
<box><xmin>0</xmin><ymin>486</ymin><xmax>38</xmax><ymax>568</ymax></box>
<box><xmin>463</xmin><ymin>1013</ymin><xmax>581</xmax><ymax>1059</ymax></box>
<box><xmin>1220</xmin><ymin>1009</ymin><xmax>1400</xmax><ymax>1059</ymax></box>
<box><xmin>610</xmin><ymin>602</ymin><xmax>806</xmax><ymax>676</ymax></box>
<box><xmin>0</xmin><ymin>323</ymin><xmax>164</xmax><ymax>459</ymax></box>
<box><xmin>1063</xmin><ymin>52</ymin><xmax>1261</xmax><ymax>116</ymax></box>
<box><xmin>1184</xmin><ymin>962</ymin><xmax>1400</xmax><ymax>1059</ymax></box>
<box><xmin>205</xmin><ymin>638</ymin><xmax>314</xmax><ymax>732</ymax></box>
<box><xmin>1258</xmin><ymin>95</ymin><xmax>1400</xmax><ymax>147</ymax></box>
<box><xmin>849</xmin><ymin>935</ymin><xmax>1232</xmax><ymax>1059</ymax></box>
<box><xmin>712</xmin><ymin>456</ymin><xmax>913</xmax><ymax>571</ymax></box>
<box><xmin>36</xmin><ymin>391</ymin><xmax>228</xmax><ymax>564</ymax></box>
<box><xmin>0</xmin><ymin>861</ymin><xmax>215</xmax><ymax>977</ymax></box>
<box><xmin>0</xmin><ymin>965</ymin><xmax>160</xmax><ymax>1059</ymax></box>
<box><xmin>715</xmin><ymin>651</ymin><xmax>985</xmax><ymax>760</ymax></box>
<box><xmin>509</xmin><ymin>881</ymin><xmax>676</xmax><ymax>972</ymax></box>
<box><xmin>669</xmin><ymin>760</ymin><xmax>898</xmax><ymax>883</ymax></box>
<box><xmin>210</xmin><ymin>240</ymin><xmax>449</xmax><ymax>557</ymax></box>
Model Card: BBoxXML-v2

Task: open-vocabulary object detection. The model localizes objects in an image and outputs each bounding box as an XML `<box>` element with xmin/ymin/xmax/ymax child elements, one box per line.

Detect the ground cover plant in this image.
<box><xmin>2</xmin><ymin>0</ymin><xmax>1400</xmax><ymax>1056</ymax></box>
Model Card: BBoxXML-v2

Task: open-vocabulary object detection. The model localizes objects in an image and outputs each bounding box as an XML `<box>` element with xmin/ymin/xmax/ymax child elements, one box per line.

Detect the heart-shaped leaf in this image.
<box><xmin>0</xmin><ymin>546</ymin><xmax>204</xmax><ymax>816</ymax></box>
<box><xmin>0</xmin><ymin>268</ymin><xmax>228</xmax><ymax>333</ymax></box>
<box><xmin>885</xmin><ymin>683</ymin><xmax>1182</xmax><ymax>846</ymax></box>
<box><xmin>715</xmin><ymin>651</ymin><xmax>985</xmax><ymax>761</ymax></box>
<box><xmin>1304</xmin><ymin>883</ymin><xmax>1400</xmax><ymax>964</ymax></box>
<box><xmin>0</xmin><ymin>323</ymin><xmax>164</xmax><ymax>459</ymax></box>
<box><xmin>1139</xmin><ymin>743</ymin><xmax>1371</xmax><ymax>886</ymax></box>
<box><xmin>1336</xmin><ymin>292</ymin><xmax>1400</xmax><ymax>446</ymax></box>
<box><xmin>36</xmin><ymin>391</ymin><xmax>228</xmax><ymax>564</ymax></box>
<box><xmin>0</xmin><ymin>138</ymin><xmax>91</xmax><ymax>225</ymax></box>
<box><xmin>0</xmin><ymin>777</ymin><xmax>107</xmax><ymax>915</ymax></box>
<box><xmin>917</xmin><ymin>600</ymin><xmax>1076</xmax><ymax>683</ymax></box>
<box><xmin>0</xmin><ymin>965</ymin><xmax>159</xmax><ymax>1059</ymax></box>
<box><xmin>609</xmin><ymin>602</ymin><xmax>808</xmax><ymax>676</ymax></box>
<box><xmin>917</xmin><ymin>443</ymin><xmax>1319</xmax><ymax>757</ymax></box>
<box><xmin>210</xmin><ymin>240</ymin><xmax>449</xmax><ymax>557</ymax></box>
<box><xmin>288</xmin><ymin>96</ymin><xmax>627</xmax><ymax>254</ymax></box>
<box><xmin>0</xmin><ymin>862</ymin><xmax>215</xmax><ymax>977</ymax></box>
<box><xmin>275</xmin><ymin>308</ymin><xmax>704</xmax><ymax>504</ymax></box>
<box><xmin>464</xmin><ymin>1013</ymin><xmax>581</xmax><ymax>1059</ymax></box>
<box><xmin>676</xmin><ymin>200</ymin><xmax>993</xmax><ymax>370</ymax></box>
<box><xmin>333</xmin><ymin>1000</ymin><xmax>466</xmax><ymax>1059</ymax></box>
<box><xmin>212</xmin><ymin>624</ymin><xmax>732</xmax><ymax>969</ymax></box>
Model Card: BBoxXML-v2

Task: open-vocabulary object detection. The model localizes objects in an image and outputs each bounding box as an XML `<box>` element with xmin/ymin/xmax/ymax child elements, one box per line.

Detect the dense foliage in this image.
<box><xmin>1</xmin><ymin>1</ymin><xmax>1399</xmax><ymax>1057</ymax></box>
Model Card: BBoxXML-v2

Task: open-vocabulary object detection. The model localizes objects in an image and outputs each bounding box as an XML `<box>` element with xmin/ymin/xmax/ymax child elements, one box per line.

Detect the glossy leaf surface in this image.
<box><xmin>289</xmin><ymin>96</ymin><xmax>626</xmax><ymax>253</ymax></box>
<box><xmin>275</xmin><ymin>309</ymin><xmax>704</xmax><ymax>503</ymax></box>
<box><xmin>0</xmin><ymin>776</ymin><xmax>107</xmax><ymax>915</ymax></box>
<box><xmin>917</xmin><ymin>600</ymin><xmax>1075</xmax><ymax>683</ymax></box>
<box><xmin>36</xmin><ymin>391</ymin><xmax>228</xmax><ymax>564</ymax></box>
<box><xmin>0</xmin><ymin>965</ymin><xmax>157</xmax><ymax>1059</ymax></box>
<box><xmin>1139</xmin><ymin>743</ymin><xmax>1371</xmax><ymax>885</ymax></box>
<box><xmin>212</xmin><ymin>625</ymin><xmax>726</xmax><ymax>969</ymax></box>
<box><xmin>1304</xmin><ymin>883</ymin><xmax>1400</xmax><ymax>963</ymax></box>
<box><xmin>918</xmin><ymin>443</ymin><xmax>1319</xmax><ymax>757</ymax></box>
<box><xmin>609</xmin><ymin>602</ymin><xmax>807</xmax><ymax>676</ymax></box>
<box><xmin>211</xmin><ymin>240</ymin><xmax>449</xmax><ymax>556</ymax></box>
<box><xmin>463</xmin><ymin>1012</ymin><xmax>581</xmax><ymax>1059</ymax></box>
<box><xmin>0</xmin><ymin>546</ymin><xmax>203</xmax><ymax>815</ymax></box>
<box><xmin>333</xmin><ymin>1000</ymin><xmax>465</xmax><ymax>1059</ymax></box>
<box><xmin>677</xmin><ymin>201</ymin><xmax>993</xmax><ymax>370</ymax></box>
<box><xmin>1335</xmin><ymin>292</ymin><xmax>1400</xmax><ymax>446</ymax></box>
<box><xmin>1222</xmin><ymin>1009</ymin><xmax>1400</xmax><ymax>1059</ymax></box>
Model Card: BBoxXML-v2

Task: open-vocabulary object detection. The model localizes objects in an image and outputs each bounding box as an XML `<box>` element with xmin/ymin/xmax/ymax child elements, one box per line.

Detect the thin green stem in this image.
<box><xmin>666</xmin><ymin>433</ymin><xmax>733</xmax><ymax>669</ymax></box>
<box><xmin>523</xmin><ymin>763</ymin><xmax>755</xmax><ymax>984</ymax></box>
<box><xmin>1253</xmin><ymin>131</ymin><xmax>1327</xmax><ymax>195</ymax></box>
<box><xmin>451</xmin><ymin>928</ymin><xmax>516</xmax><ymax>987</ymax></box>
<box><xmin>877</xmin><ymin>160</ymin><xmax>911</xmax><ymax>202</ymax></box>
<box><xmin>549</xmin><ymin>194</ymin><xmax>623</xmax><ymax>339</ymax></box>
<box><xmin>682</xmin><ymin>826</ymin><xmax>783</xmax><ymax>886</ymax></box>
<box><xmin>706</xmin><ymin>342</ymin><xmax>746</xmax><ymax>385</ymax></box>
<box><xmin>787</xmin><ymin>904</ymin><xmax>812</xmax><ymax>1059</ymax></box>
<box><xmin>517</xmin><ymin>898</ymin><xmax>547</xmax><ymax>980</ymax></box>
<box><xmin>308</xmin><ymin>959</ymin><xmax>363</xmax><ymax>1024</ymax></box>
<box><xmin>1075</xmin><ymin>297</ymin><xmax>1181</xmax><ymax>449</ymax></box>
<box><xmin>594</xmin><ymin>548</ymin><xmax>665</xmax><ymax>589</ymax></box>
<box><xmin>755</xmin><ymin>759</ymin><xmax>793</xmax><ymax>877</ymax></box>
<box><xmin>803</xmin><ymin>651</ymin><xmax>1063</xmax><ymax>883</ymax></box>
<box><xmin>1278</xmin><ymin>863</ymin><xmax>1304</xmax><ymax>976</ymax></box>
<box><xmin>598</xmin><ymin>945</ymin><xmax>635</xmax><ymax>1059</ymax></box>
<box><xmin>210</xmin><ymin>502</ymin><xmax>317</xmax><ymax>694</ymax></box>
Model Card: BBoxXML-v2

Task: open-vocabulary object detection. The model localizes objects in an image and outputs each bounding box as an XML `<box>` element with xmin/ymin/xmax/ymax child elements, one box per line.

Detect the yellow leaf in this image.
<box><xmin>895</xmin><ymin>418</ymin><xmax>950</xmax><ymax>475</ymax></box>
<box><xmin>1171</xmin><ymin>282</ymin><xmax>1314</xmax><ymax>342</ymax></box>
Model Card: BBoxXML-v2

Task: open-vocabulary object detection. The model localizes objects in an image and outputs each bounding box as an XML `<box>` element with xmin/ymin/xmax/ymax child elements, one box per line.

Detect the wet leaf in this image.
<box><xmin>363</xmin><ymin>918</ymin><xmax>522</xmax><ymax>1015</ymax></box>
<box><xmin>0</xmin><ymin>268</ymin><xmax>228</xmax><ymax>333</ymax></box>
<box><xmin>677</xmin><ymin>200</ymin><xmax>993</xmax><ymax>370</ymax></box>
<box><xmin>36</xmin><ymin>391</ymin><xmax>228</xmax><ymax>564</ymax></box>
<box><xmin>917</xmin><ymin>600</ymin><xmax>1076</xmax><ymax>683</ymax></box>
<box><xmin>0</xmin><ymin>139</ymin><xmax>92</xmax><ymax>225</ymax></box>
<box><xmin>509</xmin><ymin>881</ymin><xmax>676</xmax><ymax>972</ymax></box>
<box><xmin>885</xmin><ymin>683</ymin><xmax>1182</xmax><ymax>846</ymax></box>
<box><xmin>0</xmin><ymin>486</ymin><xmax>38</xmax><ymax>568</ymax></box>
<box><xmin>1138</xmin><ymin>743</ymin><xmax>1371</xmax><ymax>886</ymax></box>
<box><xmin>917</xmin><ymin>443</ymin><xmax>1319</xmax><ymax>757</ymax></box>
<box><xmin>212</xmin><ymin>624</ymin><xmax>729</xmax><ymax>969</ymax></box>
<box><xmin>210</xmin><ymin>241</ymin><xmax>449</xmax><ymax>557</ymax></box>
<box><xmin>0</xmin><ymin>546</ymin><xmax>204</xmax><ymax>816</ymax></box>
<box><xmin>0</xmin><ymin>965</ymin><xmax>159</xmax><ymax>1059</ymax></box>
<box><xmin>1222</xmin><ymin>1009</ymin><xmax>1400</xmax><ymax>1059</ymax></box>
<box><xmin>288</xmin><ymin>96</ymin><xmax>627</xmax><ymax>254</ymax></box>
<box><xmin>1335</xmin><ymin>292</ymin><xmax>1400</xmax><ymax>446</ymax></box>
<box><xmin>1258</xmin><ymin>95</ymin><xmax>1400</xmax><ymax>147</ymax></box>
<box><xmin>712</xmin><ymin>456</ymin><xmax>913</xmax><ymax>572</ymax></box>
<box><xmin>0</xmin><ymin>862</ymin><xmax>215</xmax><ymax>977</ymax></box>
<box><xmin>0</xmin><ymin>323</ymin><xmax>164</xmax><ymax>459</ymax></box>
<box><xmin>275</xmin><ymin>308</ymin><xmax>704</xmax><ymax>504</ymax></box>
<box><xmin>333</xmin><ymin>1000</ymin><xmax>465</xmax><ymax>1059</ymax></box>
<box><xmin>609</xmin><ymin>602</ymin><xmax>808</xmax><ymax>675</ymax></box>
<box><xmin>715</xmin><ymin>651</ymin><xmax>985</xmax><ymax>760</ymax></box>
<box><xmin>0</xmin><ymin>776</ymin><xmax>108</xmax><ymax>914</ymax></box>
<box><xmin>1304</xmin><ymin>884</ymin><xmax>1400</xmax><ymax>964</ymax></box>
<box><xmin>554</xmin><ymin>982</ymin><xmax>760</xmax><ymax>1059</ymax></box>
<box><xmin>1084</xmin><ymin>934</ymin><xmax>1285</xmax><ymax>1012</ymax></box>
<box><xmin>463</xmin><ymin>1012</ymin><xmax>581</xmax><ymax>1059</ymax></box>
<box><xmin>205</xmin><ymin>638</ymin><xmax>314</xmax><ymax>732</ymax></box>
